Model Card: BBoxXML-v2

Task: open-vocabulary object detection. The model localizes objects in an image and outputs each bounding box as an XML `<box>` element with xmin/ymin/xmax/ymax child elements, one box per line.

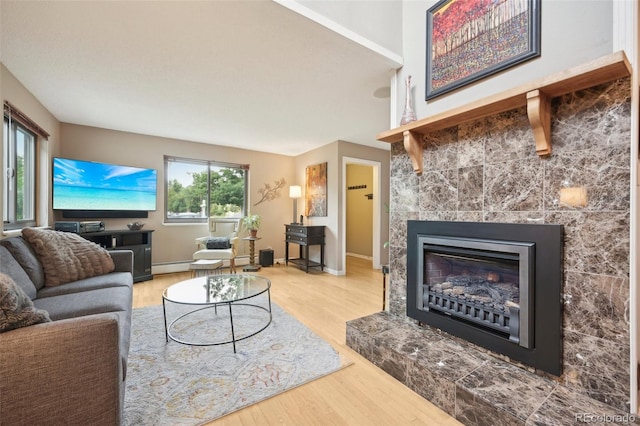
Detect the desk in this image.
<box><xmin>284</xmin><ymin>225</ymin><xmax>325</xmax><ymax>273</ymax></box>
<box><xmin>242</xmin><ymin>236</ymin><xmax>261</xmax><ymax>272</ymax></box>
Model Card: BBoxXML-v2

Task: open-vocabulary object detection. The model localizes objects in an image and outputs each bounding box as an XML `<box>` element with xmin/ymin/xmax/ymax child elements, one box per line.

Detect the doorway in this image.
<box><xmin>341</xmin><ymin>157</ymin><xmax>382</xmax><ymax>274</ymax></box>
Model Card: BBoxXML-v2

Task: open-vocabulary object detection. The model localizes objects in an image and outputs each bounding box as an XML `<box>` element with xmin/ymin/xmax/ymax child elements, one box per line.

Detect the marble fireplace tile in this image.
<box><xmin>388</xmin><ymin>211</ymin><xmax>418</xmax><ymax>252</ymax></box>
<box><xmin>423</xmin><ymin>127</ymin><xmax>458</xmax><ymax>171</ymax></box>
<box><xmin>484</xmin><ymin>157</ymin><xmax>544</xmax><ymax>212</ymax></box>
<box><xmin>389</xmin><ymin>244</ymin><xmax>407</xmax><ymax>317</ymax></box>
<box><xmin>563</xmin><ymin>271</ymin><xmax>629</xmax><ymax>343</ymax></box>
<box><xmin>552</xmin><ymin>78</ymin><xmax>631</xmax><ymax>154</ymax></box>
<box><xmin>419</xmin><ymin>169</ymin><xmax>458</xmax><ymax>211</ymax></box>
<box><xmin>390</xmin><ymin>141</ymin><xmax>418</xmax><ymax>177</ymax></box>
<box><xmin>456</xmin><ymin>359</ymin><xmax>557</xmax><ymax>423</ymax></box>
<box><xmin>546</xmin><ymin>211</ymin><xmax>629</xmax><ymax>278</ymax></box>
<box><xmin>457</xmin><ymin>211</ymin><xmax>483</xmax><ymax>222</ymax></box>
<box><xmin>543</xmin><ymin>144</ymin><xmax>630</xmax><ymax>212</ymax></box>
<box><xmin>410</xmin><ymin>337</ymin><xmax>491</xmax><ymax>383</ymax></box>
<box><xmin>420</xmin><ymin>211</ymin><xmax>458</xmax><ymax>221</ymax></box>
<box><xmin>367</xmin><ymin>322</ymin><xmax>447</xmax><ymax>383</ymax></box>
<box><xmin>483</xmin><ymin>107</ymin><xmax>537</xmax><ymax>164</ymax></box>
<box><xmin>456</xmin><ymin>386</ymin><xmax>526</xmax><ymax>426</ymax></box>
<box><xmin>483</xmin><ymin>211</ymin><xmax>545</xmax><ymax>224</ymax></box>
<box><xmin>458</xmin><ymin>120</ymin><xmax>488</xmax><ymax>168</ymax></box>
<box><xmin>346</xmin><ymin>311</ymin><xmax>402</xmax><ymax>336</ymax></box>
<box><xmin>458</xmin><ymin>165</ymin><xmax>483</xmax><ymax>211</ymax></box>
<box><xmin>390</xmin><ymin>173</ymin><xmax>419</xmax><ymax>213</ymax></box>
<box><xmin>370</xmin><ymin>341</ymin><xmax>409</xmax><ymax>383</ymax></box>
<box><xmin>527</xmin><ymin>385</ymin><xmax>637</xmax><ymax>425</ymax></box>
<box><xmin>345</xmin><ymin>326</ymin><xmax>374</xmax><ymax>361</ymax></box>
<box><xmin>376</xmin><ymin>324</ymin><xmax>445</xmax><ymax>357</ymax></box>
<box><xmin>563</xmin><ymin>330</ymin><xmax>630</xmax><ymax>411</ymax></box>
<box><xmin>407</xmin><ymin>360</ymin><xmax>457</xmax><ymax>416</ymax></box>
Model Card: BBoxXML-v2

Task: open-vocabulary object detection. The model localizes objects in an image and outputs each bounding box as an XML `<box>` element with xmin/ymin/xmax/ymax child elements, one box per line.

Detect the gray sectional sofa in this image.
<box><xmin>0</xmin><ymin>231</ymin><xmax>134</xmax><ymax>425</ymax></box>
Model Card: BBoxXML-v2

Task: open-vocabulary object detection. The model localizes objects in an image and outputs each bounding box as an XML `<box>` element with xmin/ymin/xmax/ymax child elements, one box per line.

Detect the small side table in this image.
<box><xmin>189</xmin><ymin>259</ymin><xmax>223</xmax><ymax>278</ymax></box>
<box><xmin>242</xmin><ymin>237</ymin><xmax>261</xmax><ymax>272</ymax></box>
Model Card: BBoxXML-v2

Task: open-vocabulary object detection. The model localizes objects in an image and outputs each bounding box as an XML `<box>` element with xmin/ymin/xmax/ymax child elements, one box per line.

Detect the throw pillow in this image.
<box><xmin>21</xmin><ymin>228</ymin><xmax>115</xmax><ymax>287</ymax></box>
<box><xmin>0</xmin><ymin>272</ymin><xmax>50</xmax><ymax>333</ymax></box>
<box><xmin>206</xmin><ymin>237</ymin><xmax>231</xmax><ymax>249</ymax></box>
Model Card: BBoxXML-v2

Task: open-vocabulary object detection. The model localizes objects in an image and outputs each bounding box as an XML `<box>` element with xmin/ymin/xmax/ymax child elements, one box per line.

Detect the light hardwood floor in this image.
<box><xmin>133</xmin><ymin>257</ymin><xmax>461</xmax><ymax>425</ymax></box>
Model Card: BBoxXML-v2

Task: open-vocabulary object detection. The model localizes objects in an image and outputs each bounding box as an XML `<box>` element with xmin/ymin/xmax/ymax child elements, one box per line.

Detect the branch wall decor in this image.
<box><xmin>254</xmin><ymin>177</ymin><xmax>286</xmax><ymax>206</ymax></box>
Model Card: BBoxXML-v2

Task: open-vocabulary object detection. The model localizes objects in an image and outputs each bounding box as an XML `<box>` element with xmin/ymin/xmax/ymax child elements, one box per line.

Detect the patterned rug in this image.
<box><xmin>124</xmin><ymin>302</ymin><xmax>351</xmax><ymax>425</ymax></box>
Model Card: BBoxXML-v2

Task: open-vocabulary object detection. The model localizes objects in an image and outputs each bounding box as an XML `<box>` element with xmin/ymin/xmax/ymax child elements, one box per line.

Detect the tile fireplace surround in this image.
<box><xmin>347</xmin><ymin>76</ymin><xmax>635</xmax><ymax>424</ymax></box>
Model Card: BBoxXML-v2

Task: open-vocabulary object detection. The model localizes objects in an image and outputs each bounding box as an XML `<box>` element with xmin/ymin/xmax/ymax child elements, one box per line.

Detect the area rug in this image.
<box><xmin>124</xmin><ymin>302</ymin><xmax>351</xmax><ymax>425</ymax></box>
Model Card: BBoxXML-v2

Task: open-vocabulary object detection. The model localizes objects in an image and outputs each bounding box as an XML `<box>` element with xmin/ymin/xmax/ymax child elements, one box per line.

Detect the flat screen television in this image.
<box><xmin>53</xmin><ymin>157</ymin><xmax>157</xmax><ymax>219</ymax></box>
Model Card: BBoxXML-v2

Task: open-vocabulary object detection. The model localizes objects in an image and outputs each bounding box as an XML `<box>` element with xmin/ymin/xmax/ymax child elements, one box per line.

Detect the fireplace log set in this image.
<box><xmin>423</xmin><ymin>274</ymin><xmax>521</xmax><ymax>343</ymax></box>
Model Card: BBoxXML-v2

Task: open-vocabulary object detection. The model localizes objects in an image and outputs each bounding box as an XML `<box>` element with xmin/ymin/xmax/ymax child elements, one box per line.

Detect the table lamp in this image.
<box><xmin>289</xmin><ymin>185</ymin><xmax>302</xmax><ymax>224</ymax></box>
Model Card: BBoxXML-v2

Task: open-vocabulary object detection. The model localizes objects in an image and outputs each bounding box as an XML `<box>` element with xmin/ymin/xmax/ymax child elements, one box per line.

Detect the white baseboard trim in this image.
<box><xmin>152</xmin><ymin>256</ymin><xmax>252</xmax><ymax>275</ymax></box>
<box><xmin>151</xmin><ymin>257</ymin><xmax>341</xmax><ymax>275</ymax></box>
<box><xmin>346</xmin><ymin>252</ymin><xmax>373</xmax><ymax>260</ymax></box>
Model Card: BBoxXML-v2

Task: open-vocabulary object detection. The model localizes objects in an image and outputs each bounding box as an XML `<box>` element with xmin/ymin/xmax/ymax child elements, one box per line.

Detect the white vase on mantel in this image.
<box><xmin>400</xmin><ymin>75</ymin><xmax>417</xmax><ymax>126</ymax></box>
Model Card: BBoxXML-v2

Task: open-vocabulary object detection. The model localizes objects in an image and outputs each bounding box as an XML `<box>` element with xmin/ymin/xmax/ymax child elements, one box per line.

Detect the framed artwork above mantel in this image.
<box><xmin>426</xmin><ymin>0</ymin><xmax>541</xmax><ymax>100</ymax></box>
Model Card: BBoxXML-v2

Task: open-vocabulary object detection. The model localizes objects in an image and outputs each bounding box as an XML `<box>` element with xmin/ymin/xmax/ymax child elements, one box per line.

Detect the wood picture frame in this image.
<box><xmin>426</xmin><ymin>0</ymin><xmax>541</xmax><ymax>100</ymax></box>
<box><xmin>305</xmin><ymin>162</ymin><xmax>327</xmax><ymax>217</ymax></box>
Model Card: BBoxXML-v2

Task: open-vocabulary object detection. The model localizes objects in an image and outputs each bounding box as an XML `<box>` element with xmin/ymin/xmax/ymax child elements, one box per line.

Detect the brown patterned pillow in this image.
<box><xmin>0</xmin><ymin>272</ymin><xmax>50</xmax><ymax>332</ymax></box>
<box><xmin>21</xmin><ymin>228</ymin><xmax>115</xmax><ymax>287</ymax></box>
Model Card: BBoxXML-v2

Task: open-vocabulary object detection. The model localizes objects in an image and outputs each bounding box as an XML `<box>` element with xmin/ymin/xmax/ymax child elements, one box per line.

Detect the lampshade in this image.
<box><xmin>289</xmin><ymin>185</ymin><xmax>302</xmax><ymax>199</ymax></box>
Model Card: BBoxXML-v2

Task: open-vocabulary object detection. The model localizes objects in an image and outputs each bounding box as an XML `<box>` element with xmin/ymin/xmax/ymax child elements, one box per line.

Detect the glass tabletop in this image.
<box><xmin>163</xmin><ymin>274</ymin><xmax>271</xmax><ymax>305</ymax></box>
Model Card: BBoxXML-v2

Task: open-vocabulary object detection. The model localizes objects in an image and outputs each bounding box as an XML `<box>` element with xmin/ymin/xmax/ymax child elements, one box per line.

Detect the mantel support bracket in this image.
<box><xmin>403</xmin><ymin>130</ymin><xmax>423</xmax><ymax>174</ymax></box>
<box><xmin>526</xmin><ymin>89</ymin><xmax>552</xmax><ymax>156</ymax></box>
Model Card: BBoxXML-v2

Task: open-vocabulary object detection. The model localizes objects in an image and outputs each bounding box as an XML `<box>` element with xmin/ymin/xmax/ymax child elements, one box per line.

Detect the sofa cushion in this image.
<box><xmin>37</xmin><ymin>272</ymin><xmax>133</xmax><ymax>298</ymax></box>
<box><xmin>0</xmin><ymin>236</ymin><xmax>46</xmax><ymax>290</ymax></box>
<box><xmin>0</xmin><ymin>272</ymin><xmax>50</xmax><ymax>332</ymax></box>
<box><xmin>33</xmin><ymin>286</ymin><xmax>132</xmax><ymax>321</ymax></box>
<box><xmin>0</xmin><ymin>246</ymin><xmax>38</xmax><ymax>300</ymax></box>
<box><xmin>22</xmin><ymin>228</ymin><xmax>115</xmax><ymax>287</ymax></box>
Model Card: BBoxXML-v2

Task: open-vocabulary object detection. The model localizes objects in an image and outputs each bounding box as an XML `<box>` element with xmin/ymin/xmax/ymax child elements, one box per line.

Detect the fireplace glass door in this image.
<box><xmin>417</xmin><ymin>236</ymin><xmax>534</xmax><ymax>348</ymax></box>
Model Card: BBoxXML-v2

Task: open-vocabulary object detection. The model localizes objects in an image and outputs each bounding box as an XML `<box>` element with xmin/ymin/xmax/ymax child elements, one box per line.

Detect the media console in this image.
<box><xmin>80</xmin><ymin>229</ymin><xmax>153</xmax><ymax>282</ymax></box>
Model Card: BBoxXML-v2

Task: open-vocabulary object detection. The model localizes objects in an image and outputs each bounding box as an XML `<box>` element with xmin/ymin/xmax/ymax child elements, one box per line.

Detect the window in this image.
<box><xmin>164</xmin><ymin>156</ymin><xmax>248</xmax><ymax>223</ymax></box>
<box><xmin>3</xmin><ymin>116</ymin><xmax>37</xmax><ymax>229</ymax></box>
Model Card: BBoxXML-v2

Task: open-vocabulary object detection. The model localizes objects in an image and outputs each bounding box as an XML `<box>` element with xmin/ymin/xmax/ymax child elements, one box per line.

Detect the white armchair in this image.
<box><xmin>194</xmin><ymin>218</ymin><xmax>242</xmax><ymax>273</ymax></box>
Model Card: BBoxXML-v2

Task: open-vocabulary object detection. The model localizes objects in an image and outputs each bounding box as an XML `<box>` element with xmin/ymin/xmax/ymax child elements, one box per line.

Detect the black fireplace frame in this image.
<box><xmin>407</xmin><ymin>221</ymin><xmax>563</xmax><ymax>376</ymax></box>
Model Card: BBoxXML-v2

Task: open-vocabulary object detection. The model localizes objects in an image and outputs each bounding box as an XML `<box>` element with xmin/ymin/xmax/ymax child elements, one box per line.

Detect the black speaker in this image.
<box><xmin>259</xmin><ymin>249</ymin><xmax>274</xmax><ymax>267</ymax></box>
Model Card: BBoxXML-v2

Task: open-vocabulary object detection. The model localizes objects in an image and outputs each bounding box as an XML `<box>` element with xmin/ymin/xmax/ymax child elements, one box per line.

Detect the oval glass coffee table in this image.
<box><xmin>162</xmin><ymin>274</ymin><xmax>272</xmax><ymax>352</ymax></box>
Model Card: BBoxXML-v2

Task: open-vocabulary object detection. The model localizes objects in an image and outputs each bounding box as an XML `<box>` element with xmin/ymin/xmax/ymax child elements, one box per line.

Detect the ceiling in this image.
<box><xmin>1</xmin><ymin>1</ymin><xmax>402</xmax><ymax>156</ymax></box>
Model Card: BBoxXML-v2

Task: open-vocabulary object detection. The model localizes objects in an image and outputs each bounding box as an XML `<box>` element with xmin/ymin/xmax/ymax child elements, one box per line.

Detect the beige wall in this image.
<box><xmin>346</xmin><ymin>164</ymin><xmax>373</xmax><ymax>257</ymax></box>
<box><xmin>294</xmin><ymin>141</ymin><xmax>339</xmax><ymax>271</ymax></box>
<box><xmin>1</xmin><ymin>64</ymin><xmax>61</xmax><ymax>228</ymax></box>
<box><xmin>398</xmin><ymin>1</ymin><xmax>614</xmax><ymax>122</ymax></box>
<box><xmin>59</xmin><ymin>123</ymin><xmax>295</xmax><ymax>265</ymax></box>
<box><xmin>2</xmin><ymin>61</ymin><xmax>390</xmax><ymax>274</ymax></box>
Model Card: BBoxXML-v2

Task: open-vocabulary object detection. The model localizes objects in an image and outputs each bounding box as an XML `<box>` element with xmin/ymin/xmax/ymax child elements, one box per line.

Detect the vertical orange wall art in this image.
<box><xmin>305</xmin><ymin>162</ymin><xmax>327</xmax><ymax>217</ymax></box>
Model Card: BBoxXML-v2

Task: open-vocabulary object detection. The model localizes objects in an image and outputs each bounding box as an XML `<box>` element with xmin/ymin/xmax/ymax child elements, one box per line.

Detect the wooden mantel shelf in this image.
<box><xmin>378</xmin><ymin>51</ymin><xmax>632</xmax><ymax>174</ymax></box>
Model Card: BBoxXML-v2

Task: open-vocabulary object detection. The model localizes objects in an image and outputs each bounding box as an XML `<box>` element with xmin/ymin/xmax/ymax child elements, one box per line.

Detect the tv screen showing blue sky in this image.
<box><xmin>53</xmin><ymin>158</ymin><xmax>157</xmax><ymax>210</ymax></box>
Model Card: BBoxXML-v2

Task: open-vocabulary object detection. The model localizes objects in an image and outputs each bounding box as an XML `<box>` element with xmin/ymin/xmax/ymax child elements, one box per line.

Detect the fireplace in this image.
<box><xmin>407</xmin><ymin>221</ymin><xmax>563</xmax><ymax>376</ymax></box>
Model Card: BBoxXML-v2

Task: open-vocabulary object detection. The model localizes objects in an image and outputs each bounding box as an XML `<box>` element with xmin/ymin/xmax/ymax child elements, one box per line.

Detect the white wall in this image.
<box><xmin>296</xmin><ymin>0</ymin><xmax>403</xmax><ymax>55</ymax></box>
<box><xmin>397</xmin><ymin>0</ymin><xmax>614</xmax><ymax>122</ymax></box>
